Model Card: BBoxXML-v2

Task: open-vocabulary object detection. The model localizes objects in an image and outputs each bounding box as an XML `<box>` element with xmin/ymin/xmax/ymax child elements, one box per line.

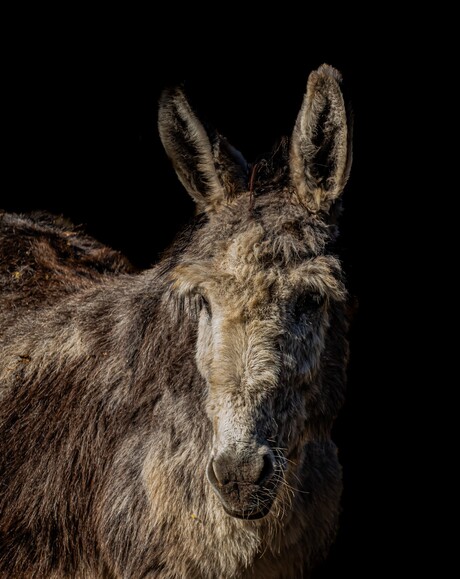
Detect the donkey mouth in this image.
<box><xmin>206</xmin><ymin>461</ymin><xmax>277</xmax><ymax>520</ymax></box>
<box><xmin>220</xmin><ymin>500</ymin><xmax>274</xmax><ymax>520</ymax></box>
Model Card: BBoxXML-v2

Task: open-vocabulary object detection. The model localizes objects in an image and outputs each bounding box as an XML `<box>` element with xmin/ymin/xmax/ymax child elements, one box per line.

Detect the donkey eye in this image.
<box><xmin>199</xmin><ymin>294</ymin><xmax>212</xmax><ymax>317</ymax></box>
<box><xmin>293</xmin><ymin>292</ymin><xmax>324</xmax><ymax>319</ymax></box>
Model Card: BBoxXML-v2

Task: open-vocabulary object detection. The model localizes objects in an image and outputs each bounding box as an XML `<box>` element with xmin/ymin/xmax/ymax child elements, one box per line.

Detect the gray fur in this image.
<box><xmin>0</xmin><ymin>64</ymin><xmax>352</xmax><ymax>578</ymax></box>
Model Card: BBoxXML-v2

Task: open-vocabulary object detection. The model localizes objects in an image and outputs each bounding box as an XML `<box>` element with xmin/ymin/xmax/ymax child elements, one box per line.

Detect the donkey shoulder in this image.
<box><xmin>0</xmin><ymin>210</ymin><xmax>135</xmax><ymax>323</ymax></box>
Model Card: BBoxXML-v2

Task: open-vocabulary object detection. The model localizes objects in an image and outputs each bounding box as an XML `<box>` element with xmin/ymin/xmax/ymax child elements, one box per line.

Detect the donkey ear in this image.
<box><xmin>289</xmin><ymin>64</ymin><xmax>352</xmax><ymax>213</ymax></box>
<box><xmin>158</xmin><ymin>87</ymin><xmax>248</xmax><ymax>212</ymax></box>
<box><xmin>209</xmin><ymin>131</ymin><xmax>249</xmax><ymax>201</ymax></box>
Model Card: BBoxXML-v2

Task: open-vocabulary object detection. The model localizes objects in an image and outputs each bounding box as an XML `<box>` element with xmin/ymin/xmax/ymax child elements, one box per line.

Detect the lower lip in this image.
<box><xmin>221</xmin><ymin>503</ymin><xmax>271</xmax><ymax>520</ymax></box>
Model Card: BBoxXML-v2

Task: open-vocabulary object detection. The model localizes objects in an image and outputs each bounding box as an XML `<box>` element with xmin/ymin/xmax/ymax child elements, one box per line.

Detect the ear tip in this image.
<box><xmin>158</xmin><ymin>85</ymin><xmax>187</xmax><ymax>111</ymax></box>
<box><xmin>314</xmin><ymin>63</ymin><xmax>343</xmax><ymax>83</ymax></box>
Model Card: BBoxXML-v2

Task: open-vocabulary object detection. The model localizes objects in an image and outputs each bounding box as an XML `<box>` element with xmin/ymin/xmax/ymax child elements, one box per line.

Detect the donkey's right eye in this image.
<box><xmin>199</xmin><ymin>295</ymin><xmax>212</xmax><ymax>317</ymax></box>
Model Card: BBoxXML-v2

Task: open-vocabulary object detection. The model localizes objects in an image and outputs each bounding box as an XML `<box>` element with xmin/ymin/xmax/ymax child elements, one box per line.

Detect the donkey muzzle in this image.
<box><xmin>206</xmin><ymin>445</ymin><xmax>277</xmax><ymax>519</ymax></box>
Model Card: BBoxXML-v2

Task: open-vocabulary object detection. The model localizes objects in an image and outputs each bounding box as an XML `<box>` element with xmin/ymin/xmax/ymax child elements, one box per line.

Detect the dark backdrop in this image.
<box><xmin>3</xmin><ymin>11</ymin><xmax>422</xmax><ymax>577</ymax></box>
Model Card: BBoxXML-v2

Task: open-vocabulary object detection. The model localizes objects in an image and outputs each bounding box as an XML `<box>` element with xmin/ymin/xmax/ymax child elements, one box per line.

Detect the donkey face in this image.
<box><xmin>158</xmin><ymin>64</ymin><xmax>352</xmax><ymax>520</ymax></box>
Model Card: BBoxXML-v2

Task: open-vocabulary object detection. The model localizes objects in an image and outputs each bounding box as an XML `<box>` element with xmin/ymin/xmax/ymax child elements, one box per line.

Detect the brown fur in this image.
<box><xmin>0</xmin><ymin>64</ymin><xmax>352</xmax><ymax>578</ymax></box>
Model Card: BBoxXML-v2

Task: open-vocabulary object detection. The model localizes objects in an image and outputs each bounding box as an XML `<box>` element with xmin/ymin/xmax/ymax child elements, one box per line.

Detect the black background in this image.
<box><xmin>3</xmin><ymin>9</ymin><xmax>427</xmax><ymax>577</ymax></box>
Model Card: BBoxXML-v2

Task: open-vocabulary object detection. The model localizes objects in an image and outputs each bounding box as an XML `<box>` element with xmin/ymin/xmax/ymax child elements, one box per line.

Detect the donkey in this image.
<box><xmin>0</xmin><ymin>64</ymin><xmax>352</xmax><ymax>578</ymax></box>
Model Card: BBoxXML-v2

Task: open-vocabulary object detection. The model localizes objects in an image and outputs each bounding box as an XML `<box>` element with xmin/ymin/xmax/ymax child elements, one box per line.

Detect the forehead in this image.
<box><xmin>200</xmin><ymin>193</ymin><xmax>331</xmax><ymax>260</ymax></box>
<box><xmin>174</xmin><ymin>197</ymin><xmax>345</xmax><ymax>303</ymax></box>
<box><xmin>216</xmin><ymin>230</ymin><xmax>342</xmax><ymax>301</ymax></box>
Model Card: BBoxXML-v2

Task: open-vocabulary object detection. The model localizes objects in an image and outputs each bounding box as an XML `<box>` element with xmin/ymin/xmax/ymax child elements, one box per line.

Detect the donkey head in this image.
<box><xmin>158</xmin><ymin>64</ymin><xmax>352</xmax><ymax>520</ymax></box>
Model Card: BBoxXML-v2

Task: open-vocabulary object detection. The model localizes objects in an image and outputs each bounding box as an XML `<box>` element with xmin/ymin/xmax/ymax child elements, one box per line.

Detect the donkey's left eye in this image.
<box><xmin>293</xmin><ymin>293</ymin><xmax>324</xmax><ymax>319</ymax></box>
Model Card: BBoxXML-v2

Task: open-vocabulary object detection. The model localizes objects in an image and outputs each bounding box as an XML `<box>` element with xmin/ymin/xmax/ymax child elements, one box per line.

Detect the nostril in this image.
<box><xmin>257</xmin><ymin>453</ymin><xmax>274</xmax><ymax>486</ymax></box>
<box><xmin>208</xmin><ymin>458</ymin><xmax>229</xmax><ymax>487</ymax></box>
<box><xmin>214</xmin><ymin>463</ymin><xmax>230</xmax><ymax>487</ymax></box>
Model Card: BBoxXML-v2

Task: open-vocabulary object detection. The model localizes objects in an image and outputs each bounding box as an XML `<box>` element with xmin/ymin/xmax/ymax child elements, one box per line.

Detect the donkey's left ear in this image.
<box><xmin>290</xmin><ymin>64</ymin><xmax>353</xmax><ymax>213</ymax></box>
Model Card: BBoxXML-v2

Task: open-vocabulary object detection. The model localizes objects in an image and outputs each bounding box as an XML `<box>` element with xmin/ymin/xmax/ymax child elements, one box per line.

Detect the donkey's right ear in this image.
<box><xmin>158</xmin><ymin>87</ymin><xmax>247</xmax><ymax>213</ymax></box>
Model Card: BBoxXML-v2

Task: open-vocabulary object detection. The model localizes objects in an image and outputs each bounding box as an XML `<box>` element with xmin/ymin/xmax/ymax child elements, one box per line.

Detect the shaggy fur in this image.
<box><xmin>0</xmin><ymin>64</ymin><xmax>352</xmax><ymax>578</ymax></box>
